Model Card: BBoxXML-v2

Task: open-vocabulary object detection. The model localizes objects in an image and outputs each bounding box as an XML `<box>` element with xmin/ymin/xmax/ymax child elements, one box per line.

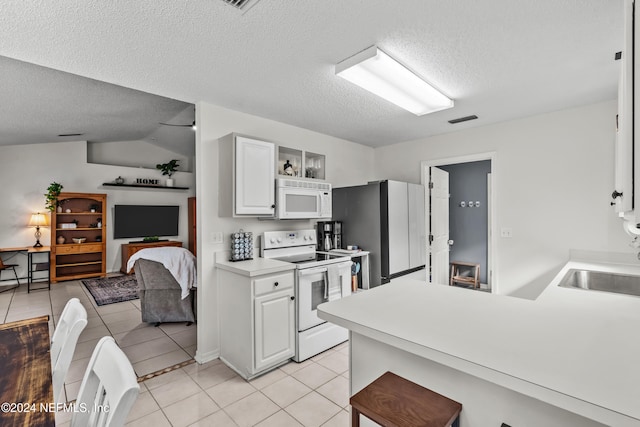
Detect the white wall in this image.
<box><xmin>0</xmin><ymin>140</ymin><xmax>195</xmax><ymax>277</ymax></box>
<box><xmin>373</xmin><ymin>100</ymin><xmax>631</xmax><ymax>297</ymax></box>
<box><xmin>195</xmin><ymin>102</ymin><xmax>375</xmax><ymax>362</ymax></box>
<box><xmin>87</xmin><ymin>139</ymin><xmax>194</xmax><ymax>172</ymax></box>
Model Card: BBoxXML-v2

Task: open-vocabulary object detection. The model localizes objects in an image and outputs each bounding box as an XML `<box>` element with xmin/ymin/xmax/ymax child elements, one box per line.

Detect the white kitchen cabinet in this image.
<box><xmin>218</xmin><ymin>133</ymin><xmax>276</xmax><ymax>217</ymax></box>
<box><xmin>277</xmin><ymin>145</ymin><xmax>326</xmax><ymax>180</ymax></box>
<box><xmin>614</xmin><ymin>0</ymin><xmax>634</xmax><ymax>217</ymax></box>
<box><xmin>217</xmin><ymin>266</ymin><xmax>295</xmax><ymax>379</ymax></box>
<box><xmin>254</xmin><ymin>289</ymin><xmax>295</xmax><ymax>371</ymax></box>
<box><xmin>615</xmin><ymin>0</ymin><xmax>640</xmax><ymax>238</ymax></box>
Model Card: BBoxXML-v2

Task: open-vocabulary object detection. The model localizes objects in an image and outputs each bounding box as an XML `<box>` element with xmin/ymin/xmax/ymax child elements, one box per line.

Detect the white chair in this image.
<box><xmin>51</xmin><ymin>297</ymin><xmax>88</xmax><ymax>404</ymax></box>
<box><xmin>71</xmin><ymin>336</ymin><xmax>140</xmax><ymax>427</ymax></box>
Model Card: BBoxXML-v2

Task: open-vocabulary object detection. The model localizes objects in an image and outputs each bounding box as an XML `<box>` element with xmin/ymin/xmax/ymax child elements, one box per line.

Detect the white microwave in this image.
<box><xmin>276</xmin><ymin>178</ymin><xmax>332</xmax><ymax>219</ymax></box>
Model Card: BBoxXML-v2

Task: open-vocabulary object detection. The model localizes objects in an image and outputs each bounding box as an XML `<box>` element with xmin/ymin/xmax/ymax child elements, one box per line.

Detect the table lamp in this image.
<box><xmin>28</xmin><ymin>212</ymin><xmax>48</xmax><ymax>248</ymax></box>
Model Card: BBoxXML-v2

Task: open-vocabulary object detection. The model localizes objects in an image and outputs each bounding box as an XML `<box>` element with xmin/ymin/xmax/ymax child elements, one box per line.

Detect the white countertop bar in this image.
<box><xmin>215</xmin><ymin>254</ymin><xmax>295</xmax><ymax>277</ymax></box>
<box><xmin>318</xmin><ymin>260</ymin><xmax>640</xmax><ymax>426</ymax></box>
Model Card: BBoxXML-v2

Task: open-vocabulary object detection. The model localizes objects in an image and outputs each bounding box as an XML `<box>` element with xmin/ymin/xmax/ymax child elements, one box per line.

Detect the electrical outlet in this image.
<box><xmin>500</xmin><ymin>227</ymin><xmax>513</xmax><ymax>238</ymax></box>
<box><xmin>212</xmin><ymin>232</ymin><xmax>224</xmax><ymax>244</ymax></box>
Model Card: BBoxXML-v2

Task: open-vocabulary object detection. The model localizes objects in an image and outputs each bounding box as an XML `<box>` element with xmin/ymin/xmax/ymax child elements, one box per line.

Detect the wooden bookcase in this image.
<box><xmin>50</xmin><ymin>192</ymin><xmax>107</xmax><ymax>283</ymax></box>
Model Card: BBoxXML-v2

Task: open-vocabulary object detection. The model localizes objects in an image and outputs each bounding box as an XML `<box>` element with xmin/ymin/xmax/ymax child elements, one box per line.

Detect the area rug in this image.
<box><xmin>81</xmin><ymin>275</ymin><xmax>139</xmax><ymax>306</ymax></box>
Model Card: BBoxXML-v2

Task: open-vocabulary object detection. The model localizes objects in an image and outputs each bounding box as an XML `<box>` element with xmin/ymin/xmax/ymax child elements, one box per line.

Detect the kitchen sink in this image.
<box><xmin>558</xmin><ymin>269</ymin><xmax>640</xmax><ymax>297</ymax></box>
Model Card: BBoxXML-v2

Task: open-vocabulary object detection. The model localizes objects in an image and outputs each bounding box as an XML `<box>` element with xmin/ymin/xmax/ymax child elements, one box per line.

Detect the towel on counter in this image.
<box><xmin>127</xmin><ymin>247</ymin><xmax>196</xmax><ymax>300</ymax></box>
<box><xmin>327</xmin><ymin>264</ymin><xmax>343</xmax><ymax>302</ymax></box>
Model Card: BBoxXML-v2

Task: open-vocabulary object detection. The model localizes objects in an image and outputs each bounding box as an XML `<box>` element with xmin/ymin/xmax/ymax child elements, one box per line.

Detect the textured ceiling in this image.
<box><xmin>0</xmin><ymin>0</ymin><xmax>623</xmax><ymax>148</ymax></box>
<box><xmin>0</xmin><ymin>56</ymin><xmax>195</xmax><ymax>154</ymax></box>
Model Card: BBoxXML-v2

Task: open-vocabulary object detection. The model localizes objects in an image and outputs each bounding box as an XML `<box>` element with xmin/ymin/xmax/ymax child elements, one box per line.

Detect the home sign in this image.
<box><xmin>136</xmin><ymin>178</ymin><xmax>160</xmax><ymax>185</ymax></box>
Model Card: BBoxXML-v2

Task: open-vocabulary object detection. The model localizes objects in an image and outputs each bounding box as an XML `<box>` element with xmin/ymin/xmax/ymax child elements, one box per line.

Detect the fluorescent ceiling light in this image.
<box><xmin>335</xmin><ymin>46</ymin><xmax>453</xmax><ymax>116</ymax></box>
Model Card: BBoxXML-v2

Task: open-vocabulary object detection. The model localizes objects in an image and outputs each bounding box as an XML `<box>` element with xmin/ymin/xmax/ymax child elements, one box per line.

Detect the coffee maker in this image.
<box><xmin>316</xmin><ymin>221</ymin><xmax>342</xmax><ymax>251</ymax></box>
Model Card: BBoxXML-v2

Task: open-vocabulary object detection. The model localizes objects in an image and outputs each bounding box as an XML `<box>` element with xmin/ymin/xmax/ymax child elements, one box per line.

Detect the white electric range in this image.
<box><xmin>261</xmin><ymin>230</ymin><xmax>353</xmax><ymax>362</ymax></box>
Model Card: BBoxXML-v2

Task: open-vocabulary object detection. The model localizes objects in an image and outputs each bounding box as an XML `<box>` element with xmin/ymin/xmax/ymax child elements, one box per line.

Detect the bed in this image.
<box><xmin>127</xmin><ymin>247</ymin><xmax>196</xmax><ymax>325</ymax></box>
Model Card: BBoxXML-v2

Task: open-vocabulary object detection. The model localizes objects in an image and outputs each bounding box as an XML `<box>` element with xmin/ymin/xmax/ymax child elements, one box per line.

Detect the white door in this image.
<box><xmin>235</xmin><ymin>136</ymin><xmax>275</xmax><ymax>215</ymax></box>
<box><xmin>428</xmin><ymin>167</ymin><xmax>450</xmax><ymax>285</ymax></box>
<box><xmin>254</xmin><ymin>289</ymin><xmax>294</xmax><ymax>371</ymax></box>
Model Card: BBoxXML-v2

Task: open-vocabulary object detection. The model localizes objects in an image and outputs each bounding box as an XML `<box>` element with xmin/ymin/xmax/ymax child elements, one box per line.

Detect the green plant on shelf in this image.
<box><xmin>156</xmin><ymin>160</ymin><xmax>179</xmax><ymax>177</ymax></box>
<box><xmin>44</xmin><ymin>182</ymin><xmax>63</xmax><ymax>212</ymax></box>
<box><xmin>143</xmin><ymin>236</ymin><xmax>160</xmax><ymax>242</ymax></box>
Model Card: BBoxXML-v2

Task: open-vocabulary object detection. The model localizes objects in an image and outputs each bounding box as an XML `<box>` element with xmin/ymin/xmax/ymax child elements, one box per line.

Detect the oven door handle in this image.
<box><xmin>324</xmin><ymin>269</ymin><xmax>329</xmax><ymax>299</ymax></box>
<box><xmin>298</xmin><ymin>267</ymin><xmax>328</xmax><ymax>276</ymax></box>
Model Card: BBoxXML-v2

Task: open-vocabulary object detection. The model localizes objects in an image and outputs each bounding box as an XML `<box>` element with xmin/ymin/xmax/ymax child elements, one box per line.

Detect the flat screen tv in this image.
<box><xmin>113</xmin><ymin>205</ymin><xmax>179</xmax><ymax>240</ymax></box>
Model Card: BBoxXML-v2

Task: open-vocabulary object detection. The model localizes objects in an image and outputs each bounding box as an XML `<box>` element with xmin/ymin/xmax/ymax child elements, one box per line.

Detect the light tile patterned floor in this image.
<box><xmin>0</xmin><ymin>278</ymin><xmax>351</xmax><ymax>426</ymax></box>
<box><xmin>0</xmin><ymin>277</ymin><xmax>196</xmax><ymax>402</ymax></box>
<box><xmin>121</xmin><ymin>345</ymin><xmax>350</xmax><ymax>427</ymax></box>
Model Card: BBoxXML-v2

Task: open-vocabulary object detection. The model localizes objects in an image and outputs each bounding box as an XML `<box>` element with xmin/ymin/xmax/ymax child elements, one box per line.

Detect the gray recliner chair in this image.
<box><xmin>133</xmin><ymin>258</ymin><xmax>196</xmax><ymax>325</ymax></box>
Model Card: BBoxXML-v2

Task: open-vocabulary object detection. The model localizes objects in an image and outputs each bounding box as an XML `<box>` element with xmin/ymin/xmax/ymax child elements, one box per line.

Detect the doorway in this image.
<box><xmin>421</xmin><ymin>153</ymin><xmax>496</xmax><ymax>293</ymax></box>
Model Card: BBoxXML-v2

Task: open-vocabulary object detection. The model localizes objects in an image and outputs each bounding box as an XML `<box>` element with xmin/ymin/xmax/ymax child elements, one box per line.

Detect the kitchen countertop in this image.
<box><xmin>318</xmin><ymin>259</ymin><xmax>640</xmax><ymax>426</ymax></box>
<box><xmin>215</xmin><ymin>255</ymin><xmax>295</xmax><ymax>277</ymax></box>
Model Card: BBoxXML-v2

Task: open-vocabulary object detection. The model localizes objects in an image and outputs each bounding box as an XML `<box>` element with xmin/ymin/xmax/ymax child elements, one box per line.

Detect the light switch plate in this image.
<box><xmin>500</xmin><ymin>227</ymin><xmax>513</xmax><ymax>238</ymax></box>
<box><xmin>212</xmin><ymin>232</ymin><xmax>224</xmax><ymax>244</ymax></box>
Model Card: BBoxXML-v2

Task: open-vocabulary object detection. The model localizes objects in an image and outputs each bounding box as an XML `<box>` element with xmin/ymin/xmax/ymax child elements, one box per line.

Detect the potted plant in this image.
<box><xmin>156</xmin><ymin>160</ymin><xmax>179</xmax><ymax>187</ymax></box>
<box><xmin>45</xmin><ymin>182</ymin><xmax>63</xmax><ymax>212</ymax></box>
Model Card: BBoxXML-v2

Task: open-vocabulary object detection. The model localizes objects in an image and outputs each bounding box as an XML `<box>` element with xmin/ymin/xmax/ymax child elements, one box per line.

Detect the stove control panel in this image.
<box><xmin>262</xmin><ymin>229</ymin><xmax>316</xmax><ymax>249</ymax></box>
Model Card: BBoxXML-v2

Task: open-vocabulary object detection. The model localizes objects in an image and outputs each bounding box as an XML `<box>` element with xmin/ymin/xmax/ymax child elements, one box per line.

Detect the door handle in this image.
<box><xmin>612</xmin><ymin>190</ymin><xmax>623</xmax><ymax>199</ymax></box>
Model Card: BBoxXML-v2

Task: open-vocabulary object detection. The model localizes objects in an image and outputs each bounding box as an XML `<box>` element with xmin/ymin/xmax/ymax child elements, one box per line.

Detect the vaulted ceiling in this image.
<box><xmin>0</xmin><ymin>0</ymin><xmax>623</xmax><ymax>150</ymax></box>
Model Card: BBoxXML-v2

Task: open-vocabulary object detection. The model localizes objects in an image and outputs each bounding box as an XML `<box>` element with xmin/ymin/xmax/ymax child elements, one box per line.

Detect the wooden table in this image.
<box><xmin>0</xmin><ymin>315</ymin><xmax>55</xmax><ymax>426</ymax></box>
<box><xmin>0</xmin><ymin>247</ymin><xmax>51</xmax><ymax>293</ymax></box>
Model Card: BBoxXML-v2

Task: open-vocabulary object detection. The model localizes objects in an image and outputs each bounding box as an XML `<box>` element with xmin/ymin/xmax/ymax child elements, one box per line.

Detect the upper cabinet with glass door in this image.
<box><xmin>277</xmin><ymin>146</ymin><xmax>326</xmax><ymax>180</ymax></box>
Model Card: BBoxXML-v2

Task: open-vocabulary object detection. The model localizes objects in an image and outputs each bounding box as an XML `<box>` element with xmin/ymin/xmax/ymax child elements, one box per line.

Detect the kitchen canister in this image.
<box><xmin>230</xmin><ymin>229</ymin><xmax>253</xmax><ymax>261</ymax></box>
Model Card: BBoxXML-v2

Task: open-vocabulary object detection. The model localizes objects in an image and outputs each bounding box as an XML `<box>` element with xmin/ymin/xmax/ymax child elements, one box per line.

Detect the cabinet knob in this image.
<box><xmin>290</xmin><ymin>296</ymin><xmax>295</xmax><ymax>301</ymax></box>
<box><xmin>274</xmin><ymin>281</ymin><xmax>279</xmax><ymax>287</ymax></box>
<box><xmin>271</xmin><ymin>204</ymin><xmax>276</xmax><ymax>209</ymax></box>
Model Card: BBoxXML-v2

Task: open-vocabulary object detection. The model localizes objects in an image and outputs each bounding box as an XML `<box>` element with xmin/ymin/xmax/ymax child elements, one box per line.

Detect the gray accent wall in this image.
<box><xmin>440</xmin><ymin>160</ymin><xmax>491</xmax><ymax>284</ymax></box>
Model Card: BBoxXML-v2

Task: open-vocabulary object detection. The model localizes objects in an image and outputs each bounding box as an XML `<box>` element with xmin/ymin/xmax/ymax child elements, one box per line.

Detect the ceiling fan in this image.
<box><xmin>159</xmin><ymin>120</ymin><xmax>196</xmax><ymax>130</ymax></box>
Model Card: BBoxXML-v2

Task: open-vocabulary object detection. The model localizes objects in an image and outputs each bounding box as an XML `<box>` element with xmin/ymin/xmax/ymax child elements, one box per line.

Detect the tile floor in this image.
<box><xmin>0</xmin><ymin>277</ymin><xmax>196</xmax><ymax>402</ymax></box>
<box><xmin>115</xmin><ymin>343</ymin><xmax>351</xmax><ymax>427</ymax></box>
<box><xmin>0</xmin><ymin>278</ymin><xmax>351</xmax><ymax>427</ymax></box>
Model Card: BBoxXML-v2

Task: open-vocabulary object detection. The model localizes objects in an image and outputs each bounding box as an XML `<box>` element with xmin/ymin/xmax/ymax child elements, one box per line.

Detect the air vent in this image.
<box><xmin>57</xmin><ymin>133</ymin><xmax>84</xmax><ymax>137</ymax></box>
<box><xmin>221</xmin><ymin>0</ymin><xmax>261</xmax><ymax>11</ymax></box>
<box><xmin>448</xmin><ymin>115</ymin><xmax>478</xmax><ymax>124</ymax></box>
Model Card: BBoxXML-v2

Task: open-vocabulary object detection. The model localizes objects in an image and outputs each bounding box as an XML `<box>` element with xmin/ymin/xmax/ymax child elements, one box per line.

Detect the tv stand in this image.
<box><xmin>120</xmin><ymin>240</ymin><xmax>183</xmax><ymax>274</ymax></box>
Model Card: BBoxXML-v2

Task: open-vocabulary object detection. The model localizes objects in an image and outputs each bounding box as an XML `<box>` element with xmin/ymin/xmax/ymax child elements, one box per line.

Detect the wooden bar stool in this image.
<box><xmin>350</xmin><ymin>371</ymin><xmax>462</xmax><ymax>427</ymax></box>
<box><xmin>449</xmin><ymin>261</ymin><xmax>480</xmax><ymax>289</ymax></box>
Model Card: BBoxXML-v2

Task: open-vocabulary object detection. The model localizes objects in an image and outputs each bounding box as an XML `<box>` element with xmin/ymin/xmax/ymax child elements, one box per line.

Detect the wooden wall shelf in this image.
<box><xmin>102</xmin><ymin>183</ymin><xmax>189</xmax><ymax>190</ymax></box>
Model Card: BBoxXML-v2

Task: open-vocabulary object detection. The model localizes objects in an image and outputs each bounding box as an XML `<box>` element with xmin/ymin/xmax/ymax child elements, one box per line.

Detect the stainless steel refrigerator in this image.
<box><xmin>332</xmin><ymin>180</ymin><xmax>426</xmax><ymax>287</ymax></box>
